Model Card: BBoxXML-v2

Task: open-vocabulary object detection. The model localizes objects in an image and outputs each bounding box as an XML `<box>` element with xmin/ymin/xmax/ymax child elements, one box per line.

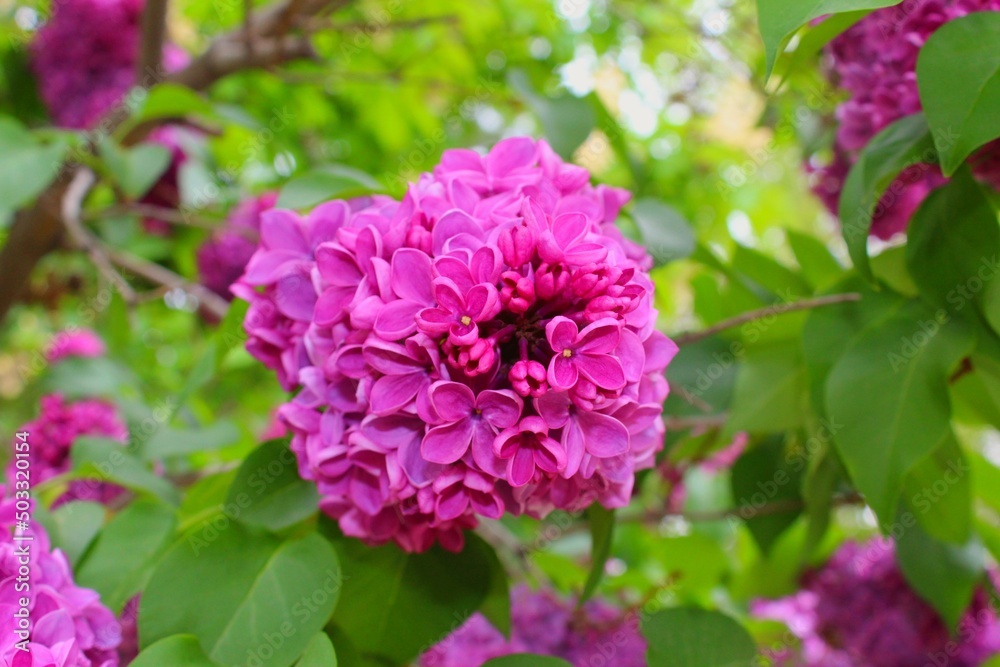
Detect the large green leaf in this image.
<box><xmin>906</xmin><ymin>168</ymin><xmax>1000</xmax><ymax>338</ymax></box>
<box><xmin>728</xmin><ymin>342</ymin><xmax>808</xmax><ymax>434</ymax></box>
<box><xmin>328</xmin><ymin>528</ymin><xmax>495</xmax><ymax>665</ymax></box>
<box><xmin>630</xmin><ymin>199</ymin><xmax>696</xmax><ymax>265</ymax></box>
<box><xmin>141</xmin><ymin>525</ymin><xmax>341</xmax><ymax>667</ymax></box>
<box><xmin>786</xmin><ymin>230</ymin><xmax>844</xmax><ymax>291</ymax></box>
<box><xmin>99</xmin><ymin>138</ymin><xmax>172</xmax><ymax>198</ymax></box>
<box><xmin>579</xmin><ymin>506</ymin><xmax>615</xmax><ymax>605</ymax></box>
<box><xmin>70</xmin><ymin>437</ymin><xmax>180</xmax><ymax>505</ymax></box>
<box><xmin>896</xmin><ymin>517</ymin><xmax>984</xmax><ymax>629</ymax></box>
<box><xmin>140</xmin><ymin>421</ymin><xmax>241</xmax><ymax>460</ymax></box>
<box><xmin>0</xmin><ymin>117</ymin><xmax>69</xmax><ymax>214</ymax></box>
<box><xmin>225</xmin><ymin>440</ymin><xmax>319</xmax><ymax>532</ymax></box>
<box><xmin>509</xmin><ymin>70</ymin><xmax>595</xmax><ymax>159</ymax></box>
<box><xmin>755</xmin><ymin>0</ymin><xmax>903</xmax><ymax>77</ymax></box>
<box><xmin>917</xmin><ymin>12</ymin><xmax>1000</xmax><ymax>176</ymax></box>
<box><xmin>76</xmin><ymin>500</ymin><xmax>176</xmax><ymax>613</ymax></box>
<box><xmin>131</xmin><ymin>635</ymin><xmax>221</xmax><ymax>667</ymax></box>
<box><xmin>731</xmin><ymin>437</ymin><xmax>804</xmax><ymax>555</ymax></box>
<box><xmin>276</xmin><ymin>166</ymin><xmax>381</xmax><ymax>209</ymax></box>
<box><xmin>901</xmin><ymin>433</ymin><xmax>972</xmax><ymax>544</ymax></box>
<box><xmin>838</xmin><ymin>113</ymin><xmax>936</xmax><ymax>280</ymax></box>
<box><xmin>825</xmin><ymin>300</ymin><xmax>975</xmax><ymax>523</ymax></box>
<box><xmin>644</xmin><ymin>608</ymin><xmax>756</xmax><ymax>667</ymax></box>
<box><xmin>46</xmin><ymin>501</ymin><xmax>106</xmax><ymax>567</ymax></box>
<box><xmin>295</xmin><ymin>632</ymin><xmax>337</xmax><ymax>667</ymax></box>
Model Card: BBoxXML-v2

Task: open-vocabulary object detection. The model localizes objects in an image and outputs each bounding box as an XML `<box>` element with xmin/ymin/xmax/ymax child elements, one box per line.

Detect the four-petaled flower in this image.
<box><xmin>494</xmin><ymin>416</ymin><xmax>567</xmax><ymax>487</ymax></box>
<box><xmin>545</xmin><ymin>316</ymin><xmax>626</xmax><ymax>392</ymax></box>
<box><xmin>416</xmin><ymin>279</ymin><xmax>502</xmax><ymax>345</ymax></box>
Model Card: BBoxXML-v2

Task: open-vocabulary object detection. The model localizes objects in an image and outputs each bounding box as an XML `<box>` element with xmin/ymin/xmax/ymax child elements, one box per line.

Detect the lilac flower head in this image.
<box><xmin>753</xmin><ymin>539</ymin><xmax>1000</xmax><ymax>666</ymax></box>
<box><xmin>813</xmin><ymin>0</ymin><xmax>1000</xmax><ymax>239</ymax></box>
<box><xmin>46</xmin><ymin>329</ymin><xmax>107</xmax><ymax>363</ymax></box>
<box><xmin>236</xmin><ymin>138</ymin><xmax>678</xmax><ymax>552</ymax></box>
<box><xmin>198</xmin><ymin>192</ymin><xmax>278</xmax><ymax>299</ymax></box>
<box><xmin>0</xmin><ymin>489</ymin><xmax>122</xmax><ymax>665</ymax></box>
<box><xmin>420</xmin><ymin>585</ymin><xmax>647</xmax><ymax>667</ymax></box>
<box><xmin>9</xmin><ymin>394</ymin><xmax>129</xmax><ymax>506</ymax></box>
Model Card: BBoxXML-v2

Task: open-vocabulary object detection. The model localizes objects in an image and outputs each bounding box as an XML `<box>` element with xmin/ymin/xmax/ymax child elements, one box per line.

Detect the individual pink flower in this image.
<box><xmin>46</xmin><ymin>328</ymin><xmax>107</xmax><ymax>363</ymax></box>
<box><xmin>812</xmin><ymin>0</ymin><xmax>1000</xmax><ymax>238</ymax></box>
<box><xmin>236</xmin><ymin>138</ymin><xmax>677</xmax><ymax>552</ymax></box>
<box><xmin>9</xmin><ymin>394</ymin><xmax>129</xmax><ymax>506</ymax></box>
<box><xmin>0</xmin><ymin>490</ymin><xmax>122</xmax><ymax>665</ymax></box>
<box><xmin>753</xmin><ymin>539</ymin><xmax>1000</xmax><ymax>666</ymax></box>
<box><xmin>420</xmin><ymin>585</ymin><xmax>647</xmax><ymax>667</ymax></box>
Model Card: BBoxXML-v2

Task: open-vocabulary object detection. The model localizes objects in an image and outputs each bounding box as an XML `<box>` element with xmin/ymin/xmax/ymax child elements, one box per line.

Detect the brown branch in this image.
<box><xmin>138</xmin><ymin>0</ymin><xmax>170</xmax><ymax>81</ymax></box>
<box><xmin>673</xmin><ymin>293</ymin><xmax>862</xmax><ymax>346</ymax></box>
<box><xmin>60</xmin><ymin>170</ymin><xmax>138</xmax><ymax>304</ymax></box>
<box><xmin>102</xmin><ymin>246</ymin><xmax>229</xmax><ymax>319</ymax></box>
<box><xmin>166</xmin><ymin>35</ymin><xmax>317</xmax><ymax>91</ymax></box>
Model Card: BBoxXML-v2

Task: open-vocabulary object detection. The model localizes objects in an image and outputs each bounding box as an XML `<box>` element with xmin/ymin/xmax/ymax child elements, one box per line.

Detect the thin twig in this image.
<box><xmin>673</xmin><ymin>293</ymin><xmax>862</xmax><ymax>346</ymax></box>
<box><xmin>663</xmin><ymin>414</ymin><xmax>728</xmax><ymax>431</ymax></box>
<box><xmin>92</xmin><ymin>203</ymin><xmax>222</xmax><ymax>230</ymax></box>
<box><xmin>300</xmin><ymin>14</ymin><xmax>458</xmax><ymax>32</ymax></box>
<box><xmin>137</xmin><ymin>0</ymin><xmax>170</xmax><ymax>81</ymax></box>
<box><xmin>475</xmin><ymin>520</ymin><xmax>544</xmax><ymax>582</ymax></box>
<box><xmin>103</xmin><ymin>246</ymin><xmax>229</xmax><ymax>319</ymax></box>
<box><xmin>60</xmin><ymin>170</ymin><xmax>138</xmax><ymax>304</ymax></box>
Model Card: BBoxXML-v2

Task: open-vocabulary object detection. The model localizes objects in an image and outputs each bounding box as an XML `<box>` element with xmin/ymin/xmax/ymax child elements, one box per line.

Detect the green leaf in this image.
<box><xmin>769</xmin><ymin>10</ymin><xmax>872</xmax><ymax>85</ymax></box>
<box><xmin>901</xmin><ymin>433</ymin><xmax>972</xmax><ymax>544</ymax></box>
<box><xmin>277</xmin><ymin>166</ymin><xmax>382</xmax><ymax>209</ymax></box>
<box><xmin>47</xmin><ymin>501</ymin><xmax>106</xmax><ymax>567</ymax></box>
<box><xmin>729</xmin><ymin>342</ymin><xmax>808</xmax><ymax>434</ymax></box>
<box><xmin>732</xmin><ymin>245</ymin><xmax>811</xmax><ymax>298</ymax></box>
<box><xmin>131</xmin><ymin>635</ymin><xmax>221</xmax><ymax>667</ymax></box>
<box><xmin>225</xmin><ymin>440</ymin><xmax>319</xmax><ymax>532</ymax></box>
<box><xmin>295</xmin><ymin>632</ymin><xmax>337</xmax><ymax>667</ymax></box>
<box><xmin>478</xmin><ymin>533</ymin><xmax>512</xmax><ymax>638</ymax></box>
<box><xmin>630</xmin><ymin>199</ymin><xmax>696</xmax><ymax>265</ymax></box>
<box><xmin>755</xmin><ymin>0</ymin><xmax>903</xmax><ymax>77</ymax></box>
<box><xmin>508</xmin><ymin>70</ymin><xmax>595</xmax><ymax>159</ymax></box>
<box><xmin>838</xmin><ymin>113</ymin><xmax>936</xmax><ymax>280</ymax></box>
<box><xmin>140</xmin><ymin>421</ymin><xmax>241</xmax><ymax>460</ymax></box>
<box><xmin>644</xmin><ymin>607</ymin><xmax>756</xmax><ymax>667</ymax></box>
<box><xmin>731</xmin><ymin>437</ymin><xmax>804</xmax><ymax>555</ymax></box>
<box><xmin>801</xmin><ymin>443</ymin><xmax>843</xmax><ymax>557</ymax></box>
<box><xmin>579</xmin><ymin>506</ymin><xmax>615</xmax><ymax>605</ymax></box>
<box><xmin>917</xmin><ymin>12</ymin><xmax>1000</xmax><ymax>176</ymax></box>
<box><xmin>40</xmin><ymin>356</ymin><xmax>137</xmax><ymax>400</ymax></box>
<box><xmin>825</xmin><ymin>300</ymin><xmax>975</xmax><ymax>523</ymax></box>
<box><xmin>70</xmin><ymin>437</ymin><xmax>180</xmax><ymax>505</ymax></box>
<box><xmin>328</xmin><ymin>528</ymin><xmax>494</xmax><ymax>665</ymax></box>
<box><xmin>905</xmin><ymin>168</ymin><xmax>1000</xmax><ymax>337</ymax></box>
<box><xmin>786</xmin><ymin>230</ymin><xmax>843</xmax><ymax>290</ymax></box>
<box><xmin>895</xmin><ymin>516</ymin><xmax>984</xmax><ymax>629</ymax></box>
<box><xmin>76</xmin><ymin>499</ymin><xmax>176</xmax><ymax>612</ymax></box>
<box><xmin>99</xmin><ymin>138</ymin><xmax>172</xmax><ymax>198</ymax></box>
<box><xmin>953</xmin><ymin>353</ymin><xmax>1000</xmax><ymax>428</ymax></box>
<box><xmin>0</xmin><ymin>117</ymin><xmax>69</xmax><ymax>213</ymax></box>
<box><xmin>137</xmin><ymin>84</ymin><xmax>217</xmax><ymax>122</ymax></box>
<box><xmin>141</xmin><ymin>525</ymin><xmax>341</xmax><ymax>667</ymax></box>
<box><xmin>483</xmin><ymin>657</ymin><xmax>572</xmax><ymax>667</ymax></box>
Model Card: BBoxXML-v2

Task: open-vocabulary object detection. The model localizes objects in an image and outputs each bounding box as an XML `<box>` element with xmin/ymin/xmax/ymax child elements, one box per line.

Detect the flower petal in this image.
<box><xmin>428</xmin><ymin>381</ymin><xmax>476</xmax><ymax>422</ymax></box>
<box><xmin>578</xmin><ymin>411</ymin><xmax>630</xmax><ymax>458</ymax></box>
<box><xmin>465</xmin><ymin>284</ymin><xmax>501</xmax><ymax>322</ymax></box>
<box><xmin>373</xmin><ymin>300</ymin><xmax>422</xmax><ymax>340</ymax></box>
<box><xmin>478</xmin><ymin>390</ymin><xmax>523</xmax><ymax>429</ymax></box>
<box><xmin>391</xmin><ymin>248</ymin><xmax>434</xmax><ymax>304</ymax></box>
<box><xmin>260</xmin><ymin>209</ymin><xmax>308</xmax><ymax>253</ymax></box>
<box><xmin>548</xmin><ymin>355</ymin><xmax>579</xmax><ymax>391</ymax></box>
<box><xmin>471</xmin><ymin>422</ymin><xmax>507</xmax><ymax>478</ymax></box>
<box><xmin>577</xmin><ymin>354</ymin><xmax>626</xmax><ymax>390</ymax></box>
<box><xmin>545</xmin><ymin>316</ymin><xmax>579</xmax><ymax>353</ymax></box>
<box><xmin>370</xmin><ymin>372</ymin><xmax>424</xmax><ymax>415</ymax></box>
<box><xmin>421</xmin><ymin>419</ymin><xmax>474</xmax><ymax>464</ymax></box>
<box><xmin>507</xmin><ymin>446</ymin><xmax>536</xmax><ymax>487</ymax></box>
<box><xmin>485</xmin><ymin>136</ymin><xmax>537</xmax><ymax>176</ymax></box>
<box><xmin>575</xmin><ymin>318</ymin><xmax>622</xmax><ymax>355</ymax></box>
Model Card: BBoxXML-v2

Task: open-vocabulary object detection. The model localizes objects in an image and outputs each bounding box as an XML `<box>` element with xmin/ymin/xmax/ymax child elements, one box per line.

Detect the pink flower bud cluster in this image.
<box><xmin>0</xmin><ymin>490</ymin><xmax>122</xmax><ymax>666</ymax></box>
<box><xmin>753</xmin><ymin>539</ymin><xmax>1000</xmax><ymax>666</ymax></box>
<box><xmin>813</xmin><ymin>0</ymin><xmax>1000</xmax><ymax>239</ymax></box>
<box><xmin>197</xmin><ymin>192</ymin><xmax>278</xmax><ymax>299</ymax></box>
<box><xmin>419</xmin><ymin>585</ymin><xmax>647</xmax><ymax>667</ymax></box>
<box><xmin>46</xmin><ymin>329</ymin><xmax>107</xmax><ymax>363</ymax></box>
<box><xmin>235</xmin><ymin>137</ymin><xmax>677</xmax><ymax>552</ymax></box>
<box><xmin>9</xmin><ymin>394</ymin><xmax>129</xmax><ymax>506</ymax></box>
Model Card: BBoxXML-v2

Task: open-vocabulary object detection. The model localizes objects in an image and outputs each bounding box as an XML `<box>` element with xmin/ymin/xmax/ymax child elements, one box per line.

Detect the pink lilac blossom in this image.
<box><xmin>752</xmin><ymin>539</ymin><xmax>1000</xmax><ymax>666</ymax></box>
<box><xmin>198</xmin><ymin>192</ymin><xmax>278</xmax><ymax>299</ymax></box>
<box><xmin>0</xmin><ymin>490</ymin><xmax>122</xmax><ymax>666</ymax></box>
<box><xmin>814</xmin><ymin>0</ymin><xmax>1000</xmax><ymax>239</ymax></box>
<box><xmin>419</xmin><ymin>585</ymin><xmax>647</xmax><ymax>667</ymax></box>
<box><xmin>137</xmin><ymin>127</ymin><xmax>192</xmax><ymax>235</ymax></box>
<box><xmin>235</xmin><ymin>137</ymin><xmax>678</xmax><ymax>552</ymax></box>
<box><xmin>9</xmin><ymin>394</ymin><xmax>129</xmax><ymax>506</ymax></box>
<box><xmin>46</xmin><ymin>329</ymin><xmax>107</xmax><ymax>363</ymax></box>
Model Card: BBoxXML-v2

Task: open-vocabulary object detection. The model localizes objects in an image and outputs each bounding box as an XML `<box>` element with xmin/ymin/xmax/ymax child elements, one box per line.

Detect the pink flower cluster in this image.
<box><xmin>0</xmin><ymin>490</ymin><xmax>122</xmax><ymax>666</ymax></box>
<box><xmin>236</xmin><ymin>137</ymin><xmax>677</xmax><ymax>552</ymax></box>
<box><xmin>198</xmin><ymin>192</ymin><xmax>278</xmax><ymax>299</ymax></box>
<box><xmin>753</xmin><ymin>539</ymin><xmax>1000</xmax><ymax>666</ymax></box>
<box><xmin>46</xmin><ymin>329</ymin><xmax>107</xmax><ymax>363</ymax></box>
<box><xmin>10</xmin><ymin>394</ymin><xmax>129</xmax><ymax>506</ymax></box>
<box><xmin>30</xmin><ymin>0</ymin><xmax>188</xmax><ymax>130</ymax></box>
<box><xmin>814</xmin><ymin>0</ymin><xmax>1000</xmax><ymax>239</ymax></box>
<box><xmin>420</xmin><ymin>585</ymin><xmax>647</xmax><ymax>667</ymax></box>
